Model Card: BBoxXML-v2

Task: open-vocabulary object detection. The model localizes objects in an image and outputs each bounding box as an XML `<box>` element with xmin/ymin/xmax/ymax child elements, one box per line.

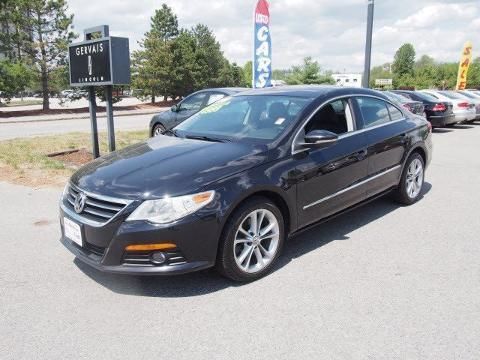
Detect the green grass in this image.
<box><xmin>0</xmin><ymin>130</ymin><xmax>149</xmax><ymax>184</ymax></box>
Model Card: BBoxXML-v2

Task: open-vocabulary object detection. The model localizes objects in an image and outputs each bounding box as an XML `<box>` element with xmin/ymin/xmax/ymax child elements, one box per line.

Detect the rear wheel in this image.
<box><xmin>152</xmin><ymin>124</ymin><xmax>166</xmax><ymax>137</ymax></box>
<box><xmin>216</xmin><ymin>197</ymin><xmax>285</xmax><ymax>282</ymax></box>
<box><xmin>393</xmin><ymin>153</ymin><xmax>425</xmax><ymax>205</ymax></box>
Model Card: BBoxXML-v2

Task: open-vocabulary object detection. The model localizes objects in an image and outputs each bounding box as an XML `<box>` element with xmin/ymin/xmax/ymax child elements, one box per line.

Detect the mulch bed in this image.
<box><xmin>0</xmin><ymin>99</ymin><xmax>178</xmax><ymax>118</ymax></box>
<box><xmin>48</xmin><ymin>148</ymin><xmax>94</xmax><ymax>168</ymax></box>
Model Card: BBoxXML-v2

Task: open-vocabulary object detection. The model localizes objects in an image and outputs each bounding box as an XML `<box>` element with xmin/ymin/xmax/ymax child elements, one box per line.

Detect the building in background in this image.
<box><xmin>332</xmin><ymin>73</ymin><xmax>362</xmax><ymax>88</ymax></box>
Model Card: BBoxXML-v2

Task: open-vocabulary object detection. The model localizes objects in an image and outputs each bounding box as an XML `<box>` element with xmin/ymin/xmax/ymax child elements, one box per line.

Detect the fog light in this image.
<box><xmin>151</xmin><ymin>252</ymin><xmax>167</xmax><ymax>265</ymax></box>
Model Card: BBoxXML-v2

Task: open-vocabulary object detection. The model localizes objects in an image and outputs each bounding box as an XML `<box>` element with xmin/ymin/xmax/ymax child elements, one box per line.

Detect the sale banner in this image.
<box><xmin>455</xmin><ymin>41</ymin><xmax>473</xmax><ymax>90</ymax></box>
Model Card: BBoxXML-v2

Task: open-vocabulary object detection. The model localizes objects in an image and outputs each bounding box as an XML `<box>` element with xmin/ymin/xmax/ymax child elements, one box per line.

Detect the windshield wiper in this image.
<box><xmin>185</xmin><ymin>135</ymin><xmax>227</xmax><ymax>143</ymax></box>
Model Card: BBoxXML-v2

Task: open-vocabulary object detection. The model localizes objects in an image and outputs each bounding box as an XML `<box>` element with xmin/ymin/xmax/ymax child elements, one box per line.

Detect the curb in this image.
<box><xmin>0</xmin><ymin>109</ymin><xmax>163</xmax><ymax>125</ymax></box>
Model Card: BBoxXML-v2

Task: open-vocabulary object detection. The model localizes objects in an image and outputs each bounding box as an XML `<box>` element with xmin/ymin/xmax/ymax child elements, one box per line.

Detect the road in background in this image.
<box><xmin>0</xmin><ymin>113</ymin><xmax>154</xmax><ymax>140</ymax></box>
<box><xmin>1</xmin><ymin>124</ymin><xmax>479</xmax><ymax>359</ymax></box>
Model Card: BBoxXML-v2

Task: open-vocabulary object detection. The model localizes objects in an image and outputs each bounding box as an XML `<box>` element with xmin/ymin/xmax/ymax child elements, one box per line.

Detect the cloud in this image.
<box><xmin>67</xmin><ymin>0</ymin><xmax>479</xmax><ymax>72</ymax></box>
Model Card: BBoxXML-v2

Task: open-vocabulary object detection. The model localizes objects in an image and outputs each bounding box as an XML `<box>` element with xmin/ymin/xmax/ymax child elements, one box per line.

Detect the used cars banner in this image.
<box><xmin>456</xmin><ymin>41</ymin><xmax>473</xmax><ymax>90</ymax></box>
<box><xmin>253</xmin><ymin>0</ymin><xmax>272</xmax><ymax>88</ymax></box>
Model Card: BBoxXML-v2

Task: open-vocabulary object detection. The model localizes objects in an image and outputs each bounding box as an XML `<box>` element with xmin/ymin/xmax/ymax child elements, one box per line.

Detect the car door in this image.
<box><xmin>354</xmin><ymin>96</ymin><xmax>410</xmax><ymax>196</ymax></box>
<box><xmin>294</xmin><ymin>97</ymin><xmax>369</xmax><ymax>228</ymax></box>
<box><xmin>176</xmin><ymin>92</ymin><xmax>209</xmax><ymax>123</ymax></box>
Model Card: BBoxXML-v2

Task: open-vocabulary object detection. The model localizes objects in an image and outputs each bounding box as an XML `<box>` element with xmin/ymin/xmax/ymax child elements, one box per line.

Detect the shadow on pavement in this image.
<box><xmin>432</xmin><ymin>128</ymin><xmax>453</xmax><ymax>134</ymax></box>
<box><xmin>451</xmin><ymin>124</ymin><xmax>475</xmax><ymax>130</ymax></box>
<box><xmin>75</xmin><ymin>182</ymin><xmax>432</xmax><ymax>298</ymax></box>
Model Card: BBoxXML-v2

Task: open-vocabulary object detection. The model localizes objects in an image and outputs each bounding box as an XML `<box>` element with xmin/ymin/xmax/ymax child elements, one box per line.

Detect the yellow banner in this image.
<box><xmin>456</xmin><ymin>41</ymin><xmax>473</xmax><ymax>90</ymax></box>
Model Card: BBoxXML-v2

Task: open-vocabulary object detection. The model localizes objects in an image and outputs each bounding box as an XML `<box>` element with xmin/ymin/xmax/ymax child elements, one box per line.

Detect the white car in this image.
<box><xmin>458</xmin><ymin>91</ymin><xmax>480</xmax><ymax>120</ymax></box>
<box><xmin>420</xmin><ymin>90</ymin><xmax>476</xmax><ymax>123</ymax></box>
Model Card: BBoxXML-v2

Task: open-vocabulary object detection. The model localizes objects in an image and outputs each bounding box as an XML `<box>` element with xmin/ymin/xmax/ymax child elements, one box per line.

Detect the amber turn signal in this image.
<box><xmin>125</xmin><ymin>243</ymin><xmax>177</xmax><ymax>252</ymax></box>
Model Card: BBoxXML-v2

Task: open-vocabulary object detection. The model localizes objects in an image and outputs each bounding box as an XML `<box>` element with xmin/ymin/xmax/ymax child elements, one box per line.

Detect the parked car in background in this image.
<box><xmin>392</xmin><ymin>90</ymin><xmax>456</xmax><ymax>127</ymax></box>
<box><xmin>456</xmin><ymin>90</ymin><xmax>480</xmax><ymax>120</ymax></box>
<box><xmin>420</xmin><ymin>90</ymin><xmax>476</xmax><ymax>123</ymax></box>
<box><xmin>149</xmin><ymin>88</ymin><xmax>248</xmax><ymax>137</ymax></box>
<box><xmin>60</xmin><ymin>86</ymin><xmax>432</xmax><ymax>281</ymax></box>
<box><xmin>383</xmin><ymin>91</ymin><xmax>425</xmax><ymax>117</ymax></box>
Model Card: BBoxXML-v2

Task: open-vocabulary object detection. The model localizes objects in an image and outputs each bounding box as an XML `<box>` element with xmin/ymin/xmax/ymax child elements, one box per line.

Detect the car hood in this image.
<box><xmin>71</xmin><ymin>136</ymin><xmax>270</xmax><ymax>200</ymax></box>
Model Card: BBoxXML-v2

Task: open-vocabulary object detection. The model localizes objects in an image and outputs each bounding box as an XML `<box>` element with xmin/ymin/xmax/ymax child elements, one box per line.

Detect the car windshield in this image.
<box><xmin>385</xmin><ymin>91</ymin><xmax>408</xmax><ymax>103</ymax></box>
<box><xmin>175</xmin><ymin>95</ymin><xmax>312</xmax><ymax>143</ymax></box>
<box><xmin>414</xmin><ymin>92</ymin><xmax>438</xmax><ymax>102</ymax></box>
<box><xmin>439</xmin><ymin>91</ymin><xmax>464</xmax><ymax>100</ymax></box>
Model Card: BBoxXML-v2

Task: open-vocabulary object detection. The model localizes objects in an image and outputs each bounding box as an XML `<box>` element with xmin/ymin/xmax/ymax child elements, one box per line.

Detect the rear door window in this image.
<box><xmin>355</xmin><ymin>97</ymin><xmax>391</xmax><ymax>129</ymax></box>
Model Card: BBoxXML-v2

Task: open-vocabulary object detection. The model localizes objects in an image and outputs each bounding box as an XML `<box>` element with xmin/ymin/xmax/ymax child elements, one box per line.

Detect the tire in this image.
<box><xmin>216</xmin><ymin>197</ymin><xmax>285</xmax><ymax>282</ymax></box>
<box><xmin>152</xmin><ymin>124</ymin><xmax>166</xmax><ymax>137</ymax></box>
<box><xmin>393</xmin><ymin>152</ymin><xmax>425</xmax><ymax>205</ymax></box>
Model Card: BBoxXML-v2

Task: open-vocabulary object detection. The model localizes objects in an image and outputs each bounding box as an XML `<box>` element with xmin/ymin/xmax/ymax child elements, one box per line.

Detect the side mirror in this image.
<box><xmin>171</xmin><ymin>105</ymin><xmax>179</xmax><ymax>112</ymax></box>
<box><xmin>300</xmin><ymin>130</ymin><xmax>338</xmax><ymax>149</ymax></box>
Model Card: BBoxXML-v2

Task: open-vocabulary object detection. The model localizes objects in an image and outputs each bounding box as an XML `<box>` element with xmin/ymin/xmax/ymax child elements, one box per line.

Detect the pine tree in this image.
<box><xmin>19</xmin><ymin>0</ymin><xmax>75</xmax><ymax>110</ymax></box>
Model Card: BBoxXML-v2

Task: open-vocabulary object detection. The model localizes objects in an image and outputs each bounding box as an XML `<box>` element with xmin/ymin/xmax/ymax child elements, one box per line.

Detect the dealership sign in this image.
<box><xmin>455</xmin><ymin>41</ymin><xmax>473</xmax><ymax>90</ymax></box>
<box><xmin>253</xmin><ymin>0</ymin><xmax>272</xmax><ymax>88</ymax></box>
<box><xmin>69</xmin><ymin>37</ymin><xmax>130</xmax><ymax>87</ymax></box>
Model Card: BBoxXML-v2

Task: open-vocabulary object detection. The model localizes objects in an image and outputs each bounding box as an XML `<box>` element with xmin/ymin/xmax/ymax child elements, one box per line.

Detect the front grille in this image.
<box><xmin>65</xmin><ymin>184</ymin><xmax>129</xmax><ymax>224</ymax></box>
<box><xmin>123</xmin><ymin>251</ymin><xmax>187</xmax><ymax>267</ymax></box>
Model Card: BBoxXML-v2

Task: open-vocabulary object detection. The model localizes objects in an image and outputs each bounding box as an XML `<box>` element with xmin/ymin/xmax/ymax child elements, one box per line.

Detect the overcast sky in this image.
<box><xmin>68</xmin><ymin>0</ymin><xmax>479</xmax><ymax>73</ymax></box>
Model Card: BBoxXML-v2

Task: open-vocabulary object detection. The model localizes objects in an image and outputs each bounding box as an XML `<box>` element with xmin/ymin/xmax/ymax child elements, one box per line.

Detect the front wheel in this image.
<box><xmin>216</xmin><ymin>197</ymin><xmax>285</xmax><ymax>282</ymax></box>
<box><xmin>152</xmin><ymin>124</ymin><xmax>166</xmax><ymax>137</ymax></box>
<box><xmin>393</xmin><ymin>153</ymin><xmax>425</xmax><ymax>205</ymax></box>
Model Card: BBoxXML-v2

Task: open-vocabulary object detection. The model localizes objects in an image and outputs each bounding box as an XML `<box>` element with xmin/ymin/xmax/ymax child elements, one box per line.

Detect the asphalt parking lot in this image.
<box><xmin>1</xmin><ymin>123</ymin><xmax>479</xmax><ymax>359</ymax></box>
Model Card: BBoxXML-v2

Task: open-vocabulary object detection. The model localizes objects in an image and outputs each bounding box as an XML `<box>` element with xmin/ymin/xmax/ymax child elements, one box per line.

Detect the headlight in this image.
<box><xmin>127</xmin><ymin>191</ymin><xmax>215</xmax><ymax>224</ymax></box>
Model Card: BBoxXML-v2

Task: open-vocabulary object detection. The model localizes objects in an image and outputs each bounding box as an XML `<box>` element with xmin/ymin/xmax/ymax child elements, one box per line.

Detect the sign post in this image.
<box><xmin>68</xmin><ymin>25</ymin><xmax>130</xmax><ymax>158</ymax></box>
<box><xmin>362</xmin><ymin>0</ymin><xmax>375</xmax><ymax>88</ymax></box>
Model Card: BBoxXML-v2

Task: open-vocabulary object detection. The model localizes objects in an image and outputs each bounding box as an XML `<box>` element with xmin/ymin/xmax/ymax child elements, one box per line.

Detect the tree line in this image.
<box><xmin>370</xmin><ymin>43</ymin><xmax>480</xmax><ymax>90</ymax></box>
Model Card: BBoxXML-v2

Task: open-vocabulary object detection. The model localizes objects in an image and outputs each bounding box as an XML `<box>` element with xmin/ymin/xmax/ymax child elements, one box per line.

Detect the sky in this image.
<box><xmin>67</xmin><ymin>0</ymin><xmax>479</xmax><ymax>73</ymax></box>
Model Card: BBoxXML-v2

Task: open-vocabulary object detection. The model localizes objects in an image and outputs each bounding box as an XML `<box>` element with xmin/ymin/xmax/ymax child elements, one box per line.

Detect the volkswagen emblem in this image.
<box><xmin>74</xmin><ymin>193</ymin><xmax>87</xmax><ymax>214</ymax></box>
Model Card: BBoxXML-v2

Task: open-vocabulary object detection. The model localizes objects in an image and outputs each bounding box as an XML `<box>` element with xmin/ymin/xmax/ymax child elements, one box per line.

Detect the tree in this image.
<box><xmin>18</xmin><ymin>0</ymin><xmax>76</xmax><ymax>110</ymax></box>
<box><xmin>132</xmin><ymin>3</ymin><xmax>178</xmax><ymax>102</ymax></box>
<box><xmin>392</xmin><ymin>43</ymin><xmax>416</xmax><ymax>79</ymax></box>
<box><xmin>286</xmin><ymin>57</ymin><xmax>334</xmax><ymax>85</ymax></box>
<box><xmin>0</xmin><ymin>60</ymin><xmax>34</xmax><ymax>102</ymax></box>
<box><xmin>243</xmin><ymin>61</ymin><xmax>253</xmax><ymax>87</ymax></box>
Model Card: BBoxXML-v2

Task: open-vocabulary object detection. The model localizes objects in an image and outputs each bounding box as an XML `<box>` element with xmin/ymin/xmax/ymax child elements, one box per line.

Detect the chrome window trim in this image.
<box><xmin>303</xmin><ymin>165</ymin><xmax>402</xmax><ymax>210</ymax></box>
<box><xmin>291</xmin><ymin>94</ymin><xmax>407</xmax><ymax>155</ymax></box>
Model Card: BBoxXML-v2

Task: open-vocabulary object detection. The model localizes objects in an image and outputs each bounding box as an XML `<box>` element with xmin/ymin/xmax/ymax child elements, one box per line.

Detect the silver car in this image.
<box><xmin>457</xmin><ymin>90</ymin><xmax>480</xmax><ymax>120</ymax></box>
<box><xmin>420</xmin><ymin>90</ymin><xmax>476</xmax><ymax>123</ymax></box>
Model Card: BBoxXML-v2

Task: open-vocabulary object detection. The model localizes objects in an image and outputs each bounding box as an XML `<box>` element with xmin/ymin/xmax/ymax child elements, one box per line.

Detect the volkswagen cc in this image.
<box><xmin>60</xmin><ymin>86</ymin><xmax>432</xmax><ymax>282</ymax></box>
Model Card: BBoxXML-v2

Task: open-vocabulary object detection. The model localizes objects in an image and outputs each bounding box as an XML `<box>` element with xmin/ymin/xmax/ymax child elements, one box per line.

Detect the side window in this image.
<box><xmin>356</xmin><ymin>97</ymin><xmax>390</xmax><ymax>129</ymax></box>
<box><xmin>387</xmin><ymin>103</ymin><xmax>404</xmax><ymax>121</ymax></box>
<box><xmin>180</xmin><ymin>93</ymin><xmax>207</xmax><ymax>111</ymax></box>
<box><xmin>304</xmin><ymin>98</ymin><xmax>354</xmax><ymax>135</ymax></box>
<box><xmin>206</xmin><ymin>93</ymin><xmax>225</xmax><ymax>105</ymax></box>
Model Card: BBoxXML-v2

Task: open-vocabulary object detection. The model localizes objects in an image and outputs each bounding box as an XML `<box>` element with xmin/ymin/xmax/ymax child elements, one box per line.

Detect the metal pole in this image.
<box><xmin>362</xmin><ymin>0</ymin><xmax>375</xmax><ymax>88</ymax></box>
<box><xmin>105</xmin><ymin>85</ymin><xmax>116</xmax><ymax>152</ymax></box>
<box><xmin>88</xmin><ymin>87</ymin><xmax>100</xmax><ymax>158</ymax></box>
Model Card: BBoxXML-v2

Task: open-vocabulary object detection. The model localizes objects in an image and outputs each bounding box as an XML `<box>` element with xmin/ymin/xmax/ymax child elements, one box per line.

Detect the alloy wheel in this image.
<box><xmin>406</xmin><ymin>158</ymin><xmax>424</xmax><ymax>199</ymax></box>
<box><xmin>233</xmin><ymin>209</ymin><xmax>280</xmax><ymax>274</ymax></box>
<box><xmin>153</xmin><ymin>126</ymin><xmax>165</xmax><ymax>136</ymax></box>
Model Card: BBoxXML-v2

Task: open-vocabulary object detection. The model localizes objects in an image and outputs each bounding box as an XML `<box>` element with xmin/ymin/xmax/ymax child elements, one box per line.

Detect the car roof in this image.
<box><xmin>200</xmin><ymin>87</ymin><xmax>250</xmax><ymax>95</ymax></box>
<box><xmin>230</xmin><ymin>85</ymin><xmax>387</xmax><ymax>100</ymax></box>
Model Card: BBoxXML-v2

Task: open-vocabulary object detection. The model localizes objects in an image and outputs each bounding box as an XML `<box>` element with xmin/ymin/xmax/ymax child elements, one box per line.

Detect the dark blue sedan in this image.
<box><xmin>60</xmin><ymin>86</ymin><xmax>432</xmax><ymax>282</ymax></box>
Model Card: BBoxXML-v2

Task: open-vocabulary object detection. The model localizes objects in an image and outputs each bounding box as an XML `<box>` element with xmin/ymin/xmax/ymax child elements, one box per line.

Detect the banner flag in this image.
<box><xmin>456</xmin><ymin>41</ymin><xmax>473</xmax><ymax>90</ymax></box>
<box><xmin>253</xmin><ymin>0</ymin><xmax>272</xmax><ymax>88</ymax></box>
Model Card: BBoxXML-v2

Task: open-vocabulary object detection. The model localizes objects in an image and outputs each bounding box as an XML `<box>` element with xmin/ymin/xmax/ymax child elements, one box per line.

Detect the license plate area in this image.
<box><xmin>64</xmin><ymin>217</ymin><xmax>82</xmax><ymax>247</ymax></box>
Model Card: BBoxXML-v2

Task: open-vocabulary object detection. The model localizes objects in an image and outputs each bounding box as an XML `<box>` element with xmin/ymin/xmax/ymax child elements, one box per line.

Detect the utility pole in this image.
<box><xmin>362</xmin><ymin>0</ymin><xmax>375</xmax><ymax>88</ymax></box>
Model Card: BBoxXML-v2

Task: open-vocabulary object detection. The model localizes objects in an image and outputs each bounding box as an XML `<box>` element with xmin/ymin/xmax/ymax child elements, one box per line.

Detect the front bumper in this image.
<box><xmin>59</xmin><ymin>202</ymin><xmax>220</xmax><ymax>276</ymax></box>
